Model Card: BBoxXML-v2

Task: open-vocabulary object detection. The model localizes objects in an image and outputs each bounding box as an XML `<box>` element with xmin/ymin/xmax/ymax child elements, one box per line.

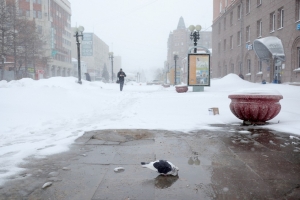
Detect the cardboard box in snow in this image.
<box><xmin>208</xmin><ymin>107</ymin><xmax>219</xmax><ymax>115</ymax></box>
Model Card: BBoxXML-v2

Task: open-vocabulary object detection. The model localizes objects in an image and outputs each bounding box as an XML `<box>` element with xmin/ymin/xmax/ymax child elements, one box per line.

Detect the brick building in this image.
<box><xmin>212</xmin><ymin>0</ymin><xmax>300</xmax><ymax>83</ymax></box>
<box><xmin>16</xmin><ymin>0</ymin><xmax>73</xmax><ymax>78</ymax></box>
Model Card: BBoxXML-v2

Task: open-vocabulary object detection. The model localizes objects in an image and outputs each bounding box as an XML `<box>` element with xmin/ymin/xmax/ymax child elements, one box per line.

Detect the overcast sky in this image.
<box><xmin>69</xmin><ymin>0</ymin><xmax>213</xmax><ymax>73</ymax></box>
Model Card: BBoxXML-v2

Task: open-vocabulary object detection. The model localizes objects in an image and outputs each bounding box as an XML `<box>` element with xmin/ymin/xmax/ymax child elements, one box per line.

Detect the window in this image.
<box><xmin>258</xmin><ymin>60</ymin><xmax>262</xmax><ymax>72</ymax></box>
<box><xmin>224</xmin><ymin>65</ymin><xmax>227</xmax><ymax>76</ymax></box>
<box><xmin>224</xmin><ymin>17</ymin><xmax>226</xmax><ymax>30</ymax></box>
<box><xmin>237</xmin><ymin>4</ymin><xmax>241</xmax><ymax>19</ymax></box>
<box><xmin>270</xmin><ymin>12</ymin><xmax>275</xmax><ymax>32</ymax></box>
<box><xmin>37</xmin><ymin>25</ymin><xmax>43</xmax><ymax>34</ymax></box>
<box><xmin>218</xmin><ymin>22</ymin><xmax>221</xmax><ymax>34</ymax></box>
<box><xmin>278</xmin><ymin>7</ymin><xmax>284</xmax><ymax>29</ymax></box>
<box><xmin>26</xmin><ymin>0</ymin><xmax>30</xmax><ymax>2</ymax></box>
<box><xmin>237</xmin><ymin>31</ymin><xmax>241</xmax><ymax>46</ymax></box>
<box><xmin>230</xmin><ymin>11</ymin><xmax>233</xmax><ymax>26</ymax></box>
<box><xmin>246</xmin><ymin>26</ymin><xmax>250</xmax><ymax>42</ymax></box>
<box><xmin>246</xmin><ymin>0</ymin><xmax>250</xmax><ymax>14</ymax></box>
<box><xmin>239</xmin><ymin>62</ymin><xmax>243</xmax><ymax>74</ymax></box>
<box><xmin>33</xmin><ymin>10</ymin><xmax>37</xmax><ymax>18</ymax></box>
<box><xmin>296</xmin><ymin>0</ymin><xmax>300</xmax><ymax>21</ymax></box>
<box><xmin>231</xmin><ymin>64</ymin><xmax>234</xmax><ymax>73</ymax></box>
<box><xmin>257</xmin><ymin>19</ymin><xmax>262</xmax><ymax>37</ymax></box>
<box><xmin>218</xmin><ymin>42</ymin><xmax>221</xmax><ymax>53</ymax></box>
<box><xmin>224</xmin><ymin>39</ymin><xmax>226</xmax><ymax>51</ymax></box>
<box><xmin>247</xmin><ymin>59</ymin><xmax>251</xmax><ymax>73</ymax></box>
<box><xmin>257</xmin><ymin>0</ymin><xmax>262</xmax><ymax>6</ymax></box>
<box><xmin>38</xmin><ymin>11</ymin><xmax>42</xmax><ymax>19</ymax></box>
<box><xmin>220</xmin><ymin>2</ymin><xmax>223</xmax><ymax>12</ymax></box>
<box><xmin>230</xmin><ymin>35</ymin><xmax>233</xmax><ymax>49</ymax></box>
<box><xmin>26</xmin><ymin>10</ymin><xmax>30</xmax><ymax>17</ymax></box>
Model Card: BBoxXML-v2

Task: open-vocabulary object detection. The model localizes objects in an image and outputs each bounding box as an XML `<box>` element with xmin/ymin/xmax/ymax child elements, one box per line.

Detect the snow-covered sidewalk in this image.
<box><xmin>0</xmin><ymin>74</ymin><xmax>300</xmax><ymax>185</ymax></box>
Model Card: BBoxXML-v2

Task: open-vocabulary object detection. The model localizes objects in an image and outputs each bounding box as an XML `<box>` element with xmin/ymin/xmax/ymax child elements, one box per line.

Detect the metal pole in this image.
<box><xmin>194</xmin><ymin>32</ymin><xmax>197</xmax><ymax>53</ymax></box>
<box><xmin>111</xmin><ymin>56</ymin><xmax>113</xmax><ymax>82</ymax></box>
<box><xmin>174</xmin><ymin>57</ymin><xmax>177</xmax><ymax>85</ymax></box>
<box><xmin>76</xmin><ymin>32</ymin><xmax>82</xmax><ymax>84</ymax></box>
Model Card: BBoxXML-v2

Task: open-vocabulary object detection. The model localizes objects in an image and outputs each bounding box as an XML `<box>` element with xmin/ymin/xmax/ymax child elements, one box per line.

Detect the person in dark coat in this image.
<box><xmin>117</xmin><ymin>68</ymin><xmax>126</xmax><ymax>91</ymax></box>
<box><xmin>85</xmin><ymin>73</ymin><xmax>91</xmax><ymax>81</ymax></box>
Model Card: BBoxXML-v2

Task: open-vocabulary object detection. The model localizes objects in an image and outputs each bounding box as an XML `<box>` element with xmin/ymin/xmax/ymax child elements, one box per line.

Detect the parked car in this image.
<box><xmin>147</xmin><ymin>80</ymin><xmax>163</xmax><ymax>85</ymax></box>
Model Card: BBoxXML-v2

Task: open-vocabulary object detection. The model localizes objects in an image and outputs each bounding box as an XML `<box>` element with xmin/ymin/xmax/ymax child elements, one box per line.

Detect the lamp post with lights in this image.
<box><xmin>189</xmin><ymin>25</ymin><xmax>201</xmax><ymax>53</ymax></box>
<box><xmin>173</xmin><ymin>51</ymin><xmax>178</xmax><ymax>85</ymax></box>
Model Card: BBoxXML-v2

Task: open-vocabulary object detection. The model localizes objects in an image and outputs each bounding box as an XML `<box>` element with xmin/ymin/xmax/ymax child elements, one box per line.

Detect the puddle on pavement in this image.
<box><xmin>209</xmin><ymin>124</ymin><xmax>300</xmax><ymax>154</ymax></box>
<box><xmin>154</xmin><ymin>175</ymin><xmax>179</xmax><ymax>189</ymax></box>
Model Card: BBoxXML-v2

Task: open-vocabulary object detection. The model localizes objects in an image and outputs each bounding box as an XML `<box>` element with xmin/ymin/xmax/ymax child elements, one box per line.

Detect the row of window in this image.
<box><xmin>25</xmin><ymin>0</ymin><xmax>42</xmax><ymax>4</ymax></box>
<box><xmin>219</xmin><ymin>59</ymin><xmax>262</xmax><ymax>76</ymax></box>
<box><xmin>218</xmin><ymin>8</ymin><xmax>287</xmax><ymax>52</ymax></box>
<box><xmin>219</xmin><ymin>48</ymin><xmax>300</xmax><ymax>77</ymax></box>
<box><xmin>219</xmin><ymin>0</ymin><xmax>300</xmax><ymax>34</ymax></box>
<box><xmin>19</xmin><ymin>9</ymin><xmax>43</xmax><ymax>19</ymax></box>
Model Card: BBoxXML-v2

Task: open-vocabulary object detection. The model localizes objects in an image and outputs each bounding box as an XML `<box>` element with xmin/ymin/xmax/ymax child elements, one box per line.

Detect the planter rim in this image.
<box><xmin>228</xmin><ymin>94</ymin><xmax>283</xmax><ymax>99</ymax></box>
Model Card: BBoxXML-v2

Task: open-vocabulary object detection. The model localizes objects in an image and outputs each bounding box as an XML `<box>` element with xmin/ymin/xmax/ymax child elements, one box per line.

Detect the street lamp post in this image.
<box><xmin>73</xmin><ymin>26</ymin><xmax>84</xmax><ymax>84</ymax></box>
<box><xmin>189</xmin><ymin>25</ymin><xmax>201</xmax><ymax>53</ymax></box>
<box><xmin>173</xmin><ymin>51</ymin><xmax>178</xmax><ymax>85</ymax></box>
<box><xmin>109</xmin><ymin>52</ymin><xmax>114</xmax><ymax>82</ymax></box>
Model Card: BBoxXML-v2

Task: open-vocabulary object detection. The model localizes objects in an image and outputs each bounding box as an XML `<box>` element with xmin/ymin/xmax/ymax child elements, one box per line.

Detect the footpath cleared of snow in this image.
<box><xmin>0</xmin><ymin>74</ymin><xmax>300</xmax><ymax>185</ymax></box>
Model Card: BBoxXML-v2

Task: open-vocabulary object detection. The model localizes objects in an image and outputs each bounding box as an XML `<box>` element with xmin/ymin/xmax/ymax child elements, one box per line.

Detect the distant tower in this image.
<box><xmin>177</xmin><ymin>16</ymin><xmax>186</xmax><ymax>30</ymax></box>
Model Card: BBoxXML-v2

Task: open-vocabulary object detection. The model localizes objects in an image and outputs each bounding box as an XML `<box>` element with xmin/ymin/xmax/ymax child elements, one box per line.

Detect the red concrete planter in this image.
<box><xmin>228</xmin><ymin>91</ymin><xmax>283</xmax><ymax>124</ymax></box>
<box><xmin>175</xmin><ymin>85</ymin><xmax>188</xmax><ymax>93</ymax></box>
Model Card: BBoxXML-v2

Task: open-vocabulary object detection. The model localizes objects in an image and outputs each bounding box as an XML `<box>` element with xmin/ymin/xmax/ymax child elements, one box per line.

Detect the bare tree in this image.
<box><xmin>0</xmin><ymin>0</ymin><xmax>13</xmax><ymax>80</ymax></box>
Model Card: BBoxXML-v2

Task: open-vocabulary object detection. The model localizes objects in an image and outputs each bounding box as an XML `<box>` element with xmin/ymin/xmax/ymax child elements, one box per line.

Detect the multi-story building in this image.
<box><xmin>212</xmin><ymin>0</ymin><xmax>300</xmax><ymax>83</ymax></box>
<box><xmin>16</xmin><ymin>0</ymin><xmax>73</xmax><ymax>78</ymax></box>
<box><xmin>0</xmin><ymin>0</ymin><xmax>72</xmax><ymax>80</ymax></box>
<box><xmin>71</xmin><ymin>32</ymin><xmax>109</xmax><ymax>81</ymax></box>
<box><xmin>166</xmin><ymin>16</ymin><xmax>212</xmax><ymax>84</ymax></box>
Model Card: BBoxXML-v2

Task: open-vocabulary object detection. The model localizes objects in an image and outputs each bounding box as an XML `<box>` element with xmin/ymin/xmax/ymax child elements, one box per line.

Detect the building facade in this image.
<box><xmin>0</xmin><ymin>0</ymin><xmax>72</xmax><ymax>80</ymax></box>
<box><xmin>212</xmin><ymin>0</ymin><xmax>300</xmax><ymax>83</ymax></box>
<box><xmin>166</xmin><ymin>16</ymin><xmax>212</xmax><ymax>84</ymax></box>
<box><xmin>17</xmin><ymin>0</ymin><xmax>73</xmax><ymax>78</ymax></box>
<box><xmin>71</xmin><ymin>32</ymin><xmax>109</xmax><ymax>81</ymax></box>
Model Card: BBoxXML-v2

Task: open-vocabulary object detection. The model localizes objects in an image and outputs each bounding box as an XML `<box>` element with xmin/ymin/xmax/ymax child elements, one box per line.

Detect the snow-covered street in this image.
<box><xmin>1</xmin><ymin>74</ymin><xmax>300</xmax><ymax>185</ymax></box>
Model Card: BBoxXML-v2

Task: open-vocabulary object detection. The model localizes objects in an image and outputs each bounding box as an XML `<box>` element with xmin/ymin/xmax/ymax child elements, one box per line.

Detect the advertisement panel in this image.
<box><xmin>188</xmin><ymin>54</ymin><xmax>210</xmax><ymax>86</ymax></box>
<box><xmin>82</xmin><ymin>33</ymin><xmax>93</xmax><ymax>56</ymax></box>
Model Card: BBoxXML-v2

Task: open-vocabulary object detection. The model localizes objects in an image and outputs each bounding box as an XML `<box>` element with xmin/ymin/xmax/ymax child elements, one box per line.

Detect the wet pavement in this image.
<box><xmin>0</xmin><ymin>125</ymin><xmax>300</xmax><ymax>200</ymax></box>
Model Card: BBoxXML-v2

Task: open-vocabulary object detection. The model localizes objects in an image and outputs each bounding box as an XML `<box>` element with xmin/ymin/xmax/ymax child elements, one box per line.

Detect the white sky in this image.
<box><xmin>1</xmin><ymin>74</ymin><xmax>300</xmax><ymax>185</ymax></box>
<box><xmin>69</xmin><ymin>0</ymin><xmax>213</xmax><ymax>73</ymax></box>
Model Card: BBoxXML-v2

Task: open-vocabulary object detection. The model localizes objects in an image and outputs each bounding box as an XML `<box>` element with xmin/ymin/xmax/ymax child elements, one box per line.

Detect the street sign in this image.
<box><xmin>297</xmin><ymin>23</ymin><xmax>300</xmax><ymax>30</ymax></box>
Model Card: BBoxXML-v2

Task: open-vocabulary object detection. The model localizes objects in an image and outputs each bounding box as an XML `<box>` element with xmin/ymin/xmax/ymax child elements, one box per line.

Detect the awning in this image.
<box><xmin>253</xmin><ymin>36</ymin><xmax>285</xmax><ymax>62</ymax></box>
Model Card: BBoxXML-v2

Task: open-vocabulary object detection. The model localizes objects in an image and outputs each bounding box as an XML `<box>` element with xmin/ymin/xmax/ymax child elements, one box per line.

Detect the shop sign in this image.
<box><xmin>82</xmin><ymin>33</ymin><xmax>93</xmax><ymax>56</ymax></box>
<box><xmin>27</xmin><ymin>67</ymin><xmax>34</xmax><ymax>73</ymax></box>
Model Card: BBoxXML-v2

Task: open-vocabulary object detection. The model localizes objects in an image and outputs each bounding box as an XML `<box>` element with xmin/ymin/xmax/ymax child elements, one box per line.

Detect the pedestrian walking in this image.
<box><xmin>117</xmin><ymin>68</ymin><xmax>126</xmax><ymax>91</ymax></box>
